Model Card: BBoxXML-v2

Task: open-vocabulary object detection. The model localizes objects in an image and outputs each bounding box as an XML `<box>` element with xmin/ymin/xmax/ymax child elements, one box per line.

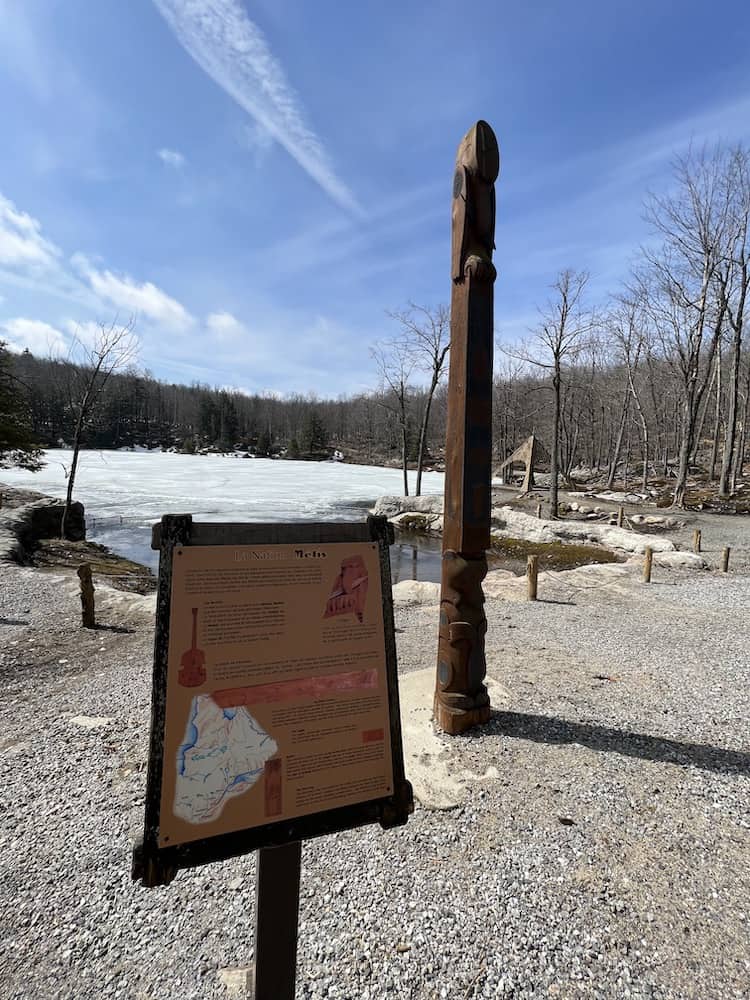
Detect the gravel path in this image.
<box><xmin>1</xmin><ymin>548</ymin><xmax>749</xmax><ymax>999</ymax></box>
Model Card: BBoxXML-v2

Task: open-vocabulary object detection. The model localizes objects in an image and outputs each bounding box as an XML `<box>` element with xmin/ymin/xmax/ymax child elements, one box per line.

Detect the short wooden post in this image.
<box><xmin>527</xmin><ymin>554</ymin><xmax>539</xmax><ymax>601</ymax></box>
<box><xmin>536</xmin><ymin>502</ymin><xmax>542</xmax><ymax>519</ymax></box>
<box><xmin>617</xmin><ymin>505</ymin><xmax>624</xmax><ymax>527</ymax></box>
<box><xmin>77</xmin><ymin>563</ymin><xmax>95</xmax><ymax>628</ymax></box>
<box><xmin>721</xmin><ymin>547</ymin><xmax>730</xmax><ymax>573</ymax></box>
<box><xmin>643</xmin><ymin>546</ymin><xmax>653</xmax><ymax>584</ymax></box>
<box><xmin>693</xmin><ymin>529</ymin><xmax>702</xmax><ymax>553</ymax></box>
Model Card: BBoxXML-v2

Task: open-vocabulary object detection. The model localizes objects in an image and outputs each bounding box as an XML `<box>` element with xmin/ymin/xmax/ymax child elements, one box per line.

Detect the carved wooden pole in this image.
<box><xmin>435</xmin><ymin>120</ymin><xmax>499</xmax><ymax>735</ymax></box>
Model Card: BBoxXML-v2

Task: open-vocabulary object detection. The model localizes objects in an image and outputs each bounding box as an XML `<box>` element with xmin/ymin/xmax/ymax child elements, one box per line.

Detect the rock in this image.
<box><xmin>389</xmin><ymin>511</ymin><xmax>443</xmax><ymax>534</ymax></box>
<box><xmin>653</xmin><ymin>552</ymin><xmax>706</xmax><ymax>570</ymax></box>
<box><xmin>490</xmin><ymin>505</ymin><xmax>675</xmax><ymax>554</ymax></box>
<box><xmin>0</xmin><ymin>497</ymin><xmax>85</xmax><ymax>563</ymax></box>
<box><xmin>69</xmin><ymin>716</ymin><xmax>113</xmax><ymax>729</ymax></box>
<box><xmin>218</xmin><ymin>967</ymin><xmax>254</xmax><ymax>997</ymax></box>
<box><xmin>372</xmin><ymin>495</ymin><xmax>443</xmax><ymax>518</ymax></box>
<box><xmin>391</xmin><ymin>580</ymin><xmax>440</xmax><ymax>605</ymax></box>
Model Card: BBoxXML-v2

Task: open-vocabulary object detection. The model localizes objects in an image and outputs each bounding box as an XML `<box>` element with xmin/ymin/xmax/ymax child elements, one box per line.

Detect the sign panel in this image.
<box><xmin>133</xmin><ymin>517</ymin><xmax>412</xmax><ymax>887</ymax></box>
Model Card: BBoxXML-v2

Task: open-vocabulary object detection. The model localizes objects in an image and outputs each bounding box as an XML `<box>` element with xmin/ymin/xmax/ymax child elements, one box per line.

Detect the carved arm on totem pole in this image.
<box><xmin>435</xmin><ymin>120</ymin><xmax>499</xmax><ymax>736</ymax></box>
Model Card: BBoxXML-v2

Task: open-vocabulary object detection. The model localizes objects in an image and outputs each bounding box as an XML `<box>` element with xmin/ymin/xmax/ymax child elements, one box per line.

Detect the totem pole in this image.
<box><xmin>434</xmin><ymin>120</ymin><xmax>499</xmax><ymax>735</ymax></box>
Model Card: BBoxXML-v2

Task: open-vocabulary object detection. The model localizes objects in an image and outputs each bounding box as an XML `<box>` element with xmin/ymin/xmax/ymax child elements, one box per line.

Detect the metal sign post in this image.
<box><xmin>254</xmin><ymin>841</ymin><xmax>302</xmax><ymax>1000</ymax></box>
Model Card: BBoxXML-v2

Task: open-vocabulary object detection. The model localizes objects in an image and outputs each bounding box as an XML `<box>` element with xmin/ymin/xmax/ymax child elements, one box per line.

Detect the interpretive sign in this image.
<box><xmin>133</xmin><ymin>515</ymin><xmax>412</xmax><ymax>888</ymax></box>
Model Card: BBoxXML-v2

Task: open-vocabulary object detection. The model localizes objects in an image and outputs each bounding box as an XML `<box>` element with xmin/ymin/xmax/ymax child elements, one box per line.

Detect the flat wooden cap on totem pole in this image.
<box><xmin>435</xmin><ymin>120</ymin><xmax>499</xmax><ymax>736</ymax></box>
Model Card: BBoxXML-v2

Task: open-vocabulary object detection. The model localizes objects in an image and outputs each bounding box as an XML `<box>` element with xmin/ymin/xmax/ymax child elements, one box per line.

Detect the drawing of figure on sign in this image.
<box><xmin>178</xmin><ymin>607</ymin><xmax>207</xmax><ymax>687</ymax></box>
<box><xmin>323</xmin><ymin>555</ymin><xmax>369</xmax><ymax>623</ymax></box>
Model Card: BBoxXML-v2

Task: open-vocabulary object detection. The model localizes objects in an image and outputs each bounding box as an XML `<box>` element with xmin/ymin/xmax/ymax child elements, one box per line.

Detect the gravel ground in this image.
<box><xmin>1</xmin><ymin>521</ymin><xmax>749</xmax><ymax>999</ymax></box>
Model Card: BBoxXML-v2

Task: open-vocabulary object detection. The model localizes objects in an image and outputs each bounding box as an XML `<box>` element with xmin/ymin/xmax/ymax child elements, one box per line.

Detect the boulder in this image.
<box><xmin>490</xmin><ymin>505</ymin><xmax>675</xmax><ymax>554</ymax></box>
<box><xmin>372</xmin><ymin>495</ymin><xmax>443</xmax><ymax>518</ymax></box>
<box><xmin>390</xmin><ymin>511</ymin><xmax>443</xmax><ymax>534</ymax></box>
<box><xmin>0</xmin><ymin>497</ymin><xmax>85</xmax><ymax>562</ymax></box>
<box><xmin>625</xmin><ymin>551</ymin><xmax>706</xmax><ymax>570</ymax></box>
<box><xmin>391</xmin><ymin>580</ymin><xmax>441</xmax><ymax>605</ymax></box>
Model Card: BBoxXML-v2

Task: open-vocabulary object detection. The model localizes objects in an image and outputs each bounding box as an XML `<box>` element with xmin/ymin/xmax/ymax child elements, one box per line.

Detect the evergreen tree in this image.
<box><xmin>257</xmin><ymin>426</ymin><xmax>272</xmax><ymax>456</ymax></box>
<box><xmin>0</xmin><ymin>342</ymin><xmax>43</xmax><ymax>470</ymax></box>
<box><xmin>302</xmin><ymin>410</ymin><xmax>327</xmax><ymax>455</ymax></box>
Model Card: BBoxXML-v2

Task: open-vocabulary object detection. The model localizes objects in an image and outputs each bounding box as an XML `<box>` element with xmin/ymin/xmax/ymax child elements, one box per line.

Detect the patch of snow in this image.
<box><xmin>491</xmin><ymin>505</ymin><xmax>675</xmax><ymax>554</ymax></box>
<box><xmin>372</xmin><ymin>495</ymin><xmax>444</xmax><ymax>517</ymax></box>
<box><xmin>392</xmin><ymin>580</ymin><xmax>441</xmax><ymax>605</ymax></box>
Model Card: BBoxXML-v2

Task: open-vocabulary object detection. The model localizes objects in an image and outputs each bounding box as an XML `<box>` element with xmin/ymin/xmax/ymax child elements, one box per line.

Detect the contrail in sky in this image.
<box><xmin>153</xmin><ymin>0</ymin><xmax>361</xmax><ymax>214</ymax></box>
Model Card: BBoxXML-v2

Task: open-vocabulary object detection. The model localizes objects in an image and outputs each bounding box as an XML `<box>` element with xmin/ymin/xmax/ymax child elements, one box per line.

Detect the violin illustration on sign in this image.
<box><xmin>178</xmin><ymin>607</ymin><xmax>207</xmax><ymax>687</ymax></box>
<box><xmin>323</xmin><ymin>555</ymin><xmax>369</xmax><ymax>623</ymax></box>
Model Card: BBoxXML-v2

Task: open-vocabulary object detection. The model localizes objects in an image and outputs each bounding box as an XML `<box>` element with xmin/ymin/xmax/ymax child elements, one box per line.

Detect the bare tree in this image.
<box><xmin>505</xmin><ymin>270</ymin><xmax>594</xmax><ymax>517</ymax></box>
<box><xmin>606</xmin><ymin>293</ymin><xmax>654</xmax><ymax>491</ymax></box>
<box><xmin>386</xmin><ymin>303</ymin><xmax>450</xmax><ymax>495</ymax></box>
<box><xmin>641</xmin><ymin>145</ymin><xmax>733</xmax><ymax>507</ymax></box>
<box><xmin>370</xmin><ymin>337</ymin><xmax>416</xmax><ymax>496</ymax></box>
<box><xmin>717</xmin><ymin>147</ymin><xmax>750</xmax><ymax>495</ymax></box>
<box><xmin>60</xmin><ymin>319</ymin><xmax>138</xmax><ymax>539</ymax></box>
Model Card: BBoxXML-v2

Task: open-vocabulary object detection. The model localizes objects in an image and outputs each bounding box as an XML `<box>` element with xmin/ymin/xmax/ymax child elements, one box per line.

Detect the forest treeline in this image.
<box><xmin>1</xmin><ymin>143</ymin><xmax>748</xmax><ymax>508</ymax></box>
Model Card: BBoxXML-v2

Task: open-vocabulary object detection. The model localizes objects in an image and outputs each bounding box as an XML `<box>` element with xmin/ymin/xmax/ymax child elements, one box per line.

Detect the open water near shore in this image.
<box><xmin>1</xmin><ymin>449</ymin><xmax>447</xmax><ymax>582</ymax></box>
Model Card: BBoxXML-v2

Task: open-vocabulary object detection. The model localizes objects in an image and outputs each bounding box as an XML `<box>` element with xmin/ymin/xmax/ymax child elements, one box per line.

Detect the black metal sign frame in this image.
<box><xmin>132</xmin><ymin>514</ymin><xmax>413</xmax><ymax>888</ymax></box>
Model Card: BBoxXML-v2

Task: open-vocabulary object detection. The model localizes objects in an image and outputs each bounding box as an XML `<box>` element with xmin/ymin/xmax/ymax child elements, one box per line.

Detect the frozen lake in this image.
<box><xmin>1</xmin><ymin>450</ymin><xmax>445</xmax><ymax>581</ymax></box>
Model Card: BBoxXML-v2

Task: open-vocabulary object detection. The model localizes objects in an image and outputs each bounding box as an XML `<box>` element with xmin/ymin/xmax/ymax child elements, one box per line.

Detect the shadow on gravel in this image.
<box><xmin>94</xmin><ymin>624</ymin><xmax>136</xmax><ymax>634</ymax></box>
<box><xmin>0</xmin><ymin>618</ymin><xmax>29</xmax><ymax>626</ymax></box>
<box><xmin>490</xmin><ymin>711</ymin><xmax>750</xmax><ymax>776</ymax></box>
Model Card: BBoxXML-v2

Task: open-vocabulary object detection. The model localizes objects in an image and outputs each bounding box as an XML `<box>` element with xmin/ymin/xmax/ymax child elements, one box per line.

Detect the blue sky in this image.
<box><xmin>1</xmin><ymin>0</ymin><xmax>750</xmax><ymax>396</ymax></box>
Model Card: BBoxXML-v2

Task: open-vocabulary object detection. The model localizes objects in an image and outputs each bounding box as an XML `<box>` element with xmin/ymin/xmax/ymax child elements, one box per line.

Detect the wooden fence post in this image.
<box><xmin>693</xmin><ymin>529</ymin><xmax>702</xmax><ymax>553</ymax></box>
<box><xmin>643</xmin><ymin>547</ymin><xmax>653</xmax><ymax>584</ymax></box>
<box><xmin>617</xmin><ymin>505</ymin><xmax>624</xmax><ymax>527</ymax></box>
<box><xmin>721</xmin><ymin>547</ymin><xmax>730</xmax><ymax>573</ymax></box>
<box><xmin>77</xmin><ymin>563</ymin><xmax>95</xmax><ymax>628</ymax></box>
<box><xmin>536</xmin><ymin>502</ymin><xmax>542</xmax><ymax>520</ymax></box>
<box><xmin>527</xmin><ymin>554</ymin><xmax>539</xmax><ymax>601</ymax></box>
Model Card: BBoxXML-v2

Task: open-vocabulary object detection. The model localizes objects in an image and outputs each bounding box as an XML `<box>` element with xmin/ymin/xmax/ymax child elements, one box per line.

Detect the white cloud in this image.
<box><xmin>206</xmin><ymin>310</ymin><xmax>246</xmax><ymax>340</ymax></box>
<box><xmin>1</xmin><ymin>317</ymin><xmax>67</xmax><ymax>355</ymax></box>
<box><xmin>240</xmin><ymin>121</ymin><xmax>274</xmax><ymax>166</ymax></box>
<box><xmin>0</xmin><ymin>194</ymin><xmax>61</xmax><ymax>269</ymax></box>
<box><xmin>71</xmin><ymin>253</ymin><xmax>194</xmax><ymax>330</ymax></box>
<box><xmin>157</xmin><ymin>147</ymin><xmax>186</xmax><ymax>168</ymax></box>
<box><xmin>153</xmin><ymin>0</ymin><xmax>361</xmax><ymax>214</ymax></box>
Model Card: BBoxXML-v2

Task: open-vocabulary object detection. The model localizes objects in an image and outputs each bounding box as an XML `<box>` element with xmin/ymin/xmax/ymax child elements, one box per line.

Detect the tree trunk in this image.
<box><xmin>719</xmin><ymin>286</ymin><xmax>746</xmax><ymax>496</ymax></box>
<box><xmin>550</xmin><ymin>365</ymin><xmax>561</xmax><ymax>518</ymax></box>
<box><xmin>61</xmin><ymin>389</ymin><xmax>90</xmax><ymax>540</ymax></box>
<box><xmin>401</xmin><ymin>419</ymin><xmax>409</xmax><ymax>496</ymax></box>
<box><xmin>709</xmin><ymin>350</ymin><xmax>722</xmax><ymax>481</ymax></box>
<box><xmin>673</xmin><ymin>392</ymin><xmax>695</xmax><ymax>508</ymax></box>
<box><xmin>415</xmin><ymin>372</ymin><xmax>440</xmax><ymax>496</ymax></box>
<box><xmin>732</xmin><ymin>371</ymin><xmax>750</xmax><ymax>492</ymax></box>
<box><xmin>606</xmin><ymin>392</ymin><xmax>630</xmax><ymax>489</ymax></box>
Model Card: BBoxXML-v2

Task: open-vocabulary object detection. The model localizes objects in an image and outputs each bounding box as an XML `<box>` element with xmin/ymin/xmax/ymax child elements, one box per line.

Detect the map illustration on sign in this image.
<box><xmin>324</xmin><ymin>554</ymin><xmax>369</xmax><ymax>623</ymax></box>
<box><xmin>174</xmin><ymin>695</ymin><xmax>278</xmax><ymax>824</ymax></box>
<box><xmin>178</xmin><ymin>607</ymin><xmax>207</xmax><ymax>687</ymax></box>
